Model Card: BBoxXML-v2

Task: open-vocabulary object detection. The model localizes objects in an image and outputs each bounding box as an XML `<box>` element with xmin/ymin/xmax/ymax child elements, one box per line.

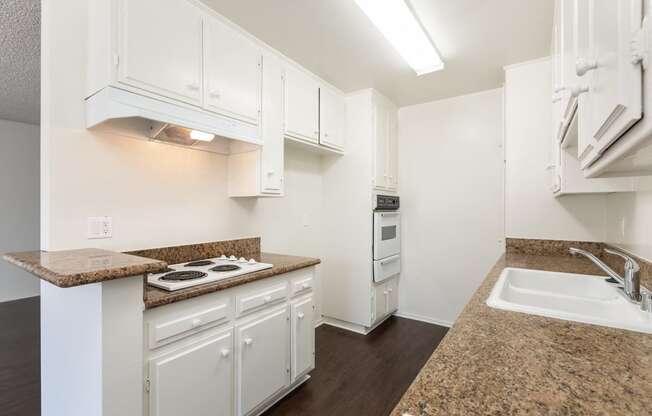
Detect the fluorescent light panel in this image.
<box><xmin>190</xmin><ymin>130</ymin><xmax>215</xmax><ymax>142</ymax></box>
<box><xmin>354</xmin><ymin>0</ymin><xmax>443</xmax><ymax>75</ymax></box>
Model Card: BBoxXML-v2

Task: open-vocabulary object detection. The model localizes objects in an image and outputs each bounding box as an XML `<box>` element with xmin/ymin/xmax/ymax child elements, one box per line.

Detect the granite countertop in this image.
<box><xmin>145</xmin><ymin>252</ymin><xmax>320</xmax><ymax>309</ymax></box>
<box><xmin>2</xmin><ymin>248</ymin><xmax>168</xmax><ymax>288</ymax></box>
<box><xmin>392</xmin><ymin>253</ymin><xmax>652</xmax><ymax>416</ymax></box>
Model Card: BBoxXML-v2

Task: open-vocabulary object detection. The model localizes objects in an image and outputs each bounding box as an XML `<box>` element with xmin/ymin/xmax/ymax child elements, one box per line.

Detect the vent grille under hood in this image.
<box><xmin>85</xmin><ymin>87</ymin><xmax>263</xmax><ymax>153</ymax></box>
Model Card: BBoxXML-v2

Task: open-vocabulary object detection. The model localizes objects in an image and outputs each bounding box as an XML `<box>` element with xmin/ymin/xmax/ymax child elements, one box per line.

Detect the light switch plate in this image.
<box><xmin>88</xmin><ymin>216</ymin><xmax>112</xmax><ymax>239</ymax></box>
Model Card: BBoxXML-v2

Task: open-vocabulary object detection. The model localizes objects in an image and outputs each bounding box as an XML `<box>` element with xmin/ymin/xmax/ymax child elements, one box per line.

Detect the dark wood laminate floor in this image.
<box><xmin>0</xmin><ymin>298</ymin><xmax>446</xmax><ymax>416</ymax></box>
<box><xmin>0</xmin><ymin>297</ymin><xmax>40</xmax><ymax>416</ymax></box>
<box><xmin>263</xmin><ymin>316</ymin><xmax>449</xmax><ymax>416</ymax></box>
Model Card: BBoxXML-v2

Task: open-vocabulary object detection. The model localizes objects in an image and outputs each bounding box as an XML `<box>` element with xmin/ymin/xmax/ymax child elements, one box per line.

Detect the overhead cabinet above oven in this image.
<box><xmin>85</xmin><ymin>0</ymin><xmax>264</xmax><ymax>148</ymax></box>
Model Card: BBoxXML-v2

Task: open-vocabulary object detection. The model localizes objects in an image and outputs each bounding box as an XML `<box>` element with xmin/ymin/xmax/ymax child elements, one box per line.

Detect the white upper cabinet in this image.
<box><xmin>579</xmin><ymin>0</ymin><xmax>643</xmax><ymax>169</ymax></box>
<box><xmin>284</xmin><ymin>67</ymin><xmax>320</xmax><ymax>143</ymax></box>
<box><xmin>319</xmin><ymin>87</ymin><xmax>345</xmax><ymax>150</ymax></box>
<box><xmin>373</xmin><ymin>94</ymin><xmax>398</xmax><ymax>191</ymax></box>
<box><xmin>203</xmin><ymin>15</ymin><xmax>262</xmax><ymax>125</ymax></box>
<box><xmin>260</xmin><ymin>53</ymin><xmax>285</xmax><ymax>194</ymax></box>
<box><xmin>118</xmin><ymin>0</ymin><xmax>203</xmax><ymax>105</ymax></box>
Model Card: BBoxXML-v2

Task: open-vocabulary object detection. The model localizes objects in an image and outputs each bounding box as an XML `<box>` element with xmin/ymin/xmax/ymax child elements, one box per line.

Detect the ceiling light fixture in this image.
<box><xmin>190</xmin><ymin>130</ymin><xmax>215</xmax><ymax>142</ymax></box>
<box><xmin>354</xmin><ymin>0</ymin><xmax>444</xmax><ymax>75</ymax></box>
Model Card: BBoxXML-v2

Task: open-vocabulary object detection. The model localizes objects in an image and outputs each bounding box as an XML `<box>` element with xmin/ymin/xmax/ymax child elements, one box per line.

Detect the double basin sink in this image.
<box><xmin>487</xmin><ymin>268</ymin><xmax>652</xmax><ymax>334</ymax></box>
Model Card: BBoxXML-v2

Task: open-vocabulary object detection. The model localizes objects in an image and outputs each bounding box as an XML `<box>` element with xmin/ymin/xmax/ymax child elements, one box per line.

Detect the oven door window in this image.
<box><xmin>381</xmin><ymin>225</ymin><xmax>397</xmax><ymax>241</ymax></box>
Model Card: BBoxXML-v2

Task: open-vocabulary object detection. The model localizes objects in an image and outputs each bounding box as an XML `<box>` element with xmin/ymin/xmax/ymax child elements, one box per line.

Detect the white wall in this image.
<box><xmin>397</xmin><ymin>89</ymin><xmax>505</xmax><ymax>325</ymax></box>
<box><xmin>0</xmin><ymin>119</ymin><xmax>40</xmax><ymax>302</ymax></box>
<box><xmin>504</xmin><ymin>58</ymin><xmax>608</xmax><ymax>242</ymax></box>
<box><xmin>606</xmin><ymin>177</ymin><xmax>652</xmax><ymax>261</ymax></box>
<box><xmin>41</xmin><ymin>0</ymin><xmax>324</xmax><ymax>311</ymax></box>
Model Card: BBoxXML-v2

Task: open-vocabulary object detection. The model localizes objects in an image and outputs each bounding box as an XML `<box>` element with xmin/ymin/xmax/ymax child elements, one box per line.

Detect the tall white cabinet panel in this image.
<box><xmin>148</xmin><ymin>330</ymin><xmax>234</xmax><ymax>416</ymax></box>
<box><xmin>260</xmin><ymin>53</ymin><xmax>285</xmax><ymax>193</ymax></box>
<box><xmin>319</xmin><ymin>87</ymin><xmax>345</xmax><ymax>150</ymax></box>
<box><xmin>284</xmin><ymin>67</ymin><xmax>320</xmax><ymax>143</ymax></box>
<box><xmin>236</xmin><ymin>306</ymin><xmax>290</xmax><ymax>416</ymax></box>
<box><xmin>580</xmin><ymin>0</ymin><xmax>643</xmax><ymax>168</ymax></box>
<box><xmin>118</xmin><ymin>0</ymin><xmax>203</xmax><ymax>105</ymax></box>
<box><xmin>373</xmin><ymin>102</ymin><xmax>389</xmax><ymax>190</ymax></box>
<box><xmin>387</xmin><ymin>109</ymin><xmax>399</xmax><ymax>190</ymax></box>
<box><xmin>291</xmin><ymin>296</ymin><xmax>315</xmax><ymax>381</ymax></box>
<box><xmin>203</xmin><ymin>16</ymin><xmax>262</xmax><ymax>125</ymax></box>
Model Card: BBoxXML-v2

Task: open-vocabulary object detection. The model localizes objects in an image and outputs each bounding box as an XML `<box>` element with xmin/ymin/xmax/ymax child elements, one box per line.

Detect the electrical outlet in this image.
<box><xmin>88</xmin><ymin>216</ymin><xmax>112</xmax><ymax>239</ymax></box>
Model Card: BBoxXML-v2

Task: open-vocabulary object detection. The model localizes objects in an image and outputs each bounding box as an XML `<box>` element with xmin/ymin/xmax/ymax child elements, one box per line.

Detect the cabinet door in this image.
<box><xmin>291</xmin><ymin>296</ymin><xmax>315</xmax><ymax>381</ymax></box>
<box><xmin>284</xmin><ymin>67</ymin><xmax>320</xmax><ymax>143</ymax></box>
<box><xmin>386</xmin><ymin>108</ymin><xmax>398</xmax><ymax>190</ymax></box>
<box><xmin>584</xmin><ymin>0</ymin><xmax>642</xmax><ymax>159</ymax></box>
<box><xmin>373</xmin><ymin>102</ymin><xmax>389</xmax><ymax>190</ymax></box>
<box><xmin>372</xmin><ymin>283</ymin><xmax>388</xmax><ymax>324</ymax></box>
<box><xmin>260</xmin><ymin>53</ymin><xmax>285</xmax><ymax>194</ymax></box>
<box><xmin>386</xmin><ymin>278</ymin><xmax>399</xmax><ymax>314</ymax></box>
<box><xmin>237</xmin><ymin>306</ymin><xmax>290</xmax><ymax>416</ymax></box>
<box><xmin>118</xmin><ymin>0</ymin><xmax>203</xmax><ymax>105</ymax></box>
<box><xmin>319</xmin><ymin>87</ymin><xmax>345</xmax><ymax>150</ymax></box>
<box><xmin>204</xmin><ymin>15</ymin><xmax>262</xmax><ymax>125</ymax></box>
<box><xmin>148</xmin><ymin>330</ymin><xmax>234</xmax><ymax>416</ymax></box>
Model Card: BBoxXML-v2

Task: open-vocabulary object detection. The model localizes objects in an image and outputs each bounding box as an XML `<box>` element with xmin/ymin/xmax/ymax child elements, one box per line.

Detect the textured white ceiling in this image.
<box><xmin>0</xmin><ymin>0</ymin><xmax>40</xmax><ymax>125</ymax></box>
<box><xmin>202</xmin><ymin>0</ymin><xmax>553</xmax><ymax>106</ymax></box>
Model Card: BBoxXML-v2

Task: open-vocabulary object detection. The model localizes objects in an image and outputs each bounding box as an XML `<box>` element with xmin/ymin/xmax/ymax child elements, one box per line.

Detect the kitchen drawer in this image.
<box><xmin>291</xmin><ymin>275</ymin><xmax>314</xmax><ymax>297</ymax></box>
<box><xmin>373</xmin><ymin>255</ymin><xmax>400</xmax><ymax>283</ymax></box>
<box><xmin>148</xmin><ymin>301</ymin><xmax>231</xmax><ymax>349</ymax></box>
<box><xmin>237</xmin><ymin>282</ymin><xmax>288</xmax><ymax>317</ymax></box>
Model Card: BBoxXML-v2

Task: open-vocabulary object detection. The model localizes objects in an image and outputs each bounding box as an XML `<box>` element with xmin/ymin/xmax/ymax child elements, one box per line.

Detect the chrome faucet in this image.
<box><xmin>569</xmin><ymin>247</ymin><xmax>642</xmax><ymax>303</ymax></box>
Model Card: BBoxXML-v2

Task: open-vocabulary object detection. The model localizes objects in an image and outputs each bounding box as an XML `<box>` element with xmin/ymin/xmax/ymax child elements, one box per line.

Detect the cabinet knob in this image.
<box><xmin>297</xmin><ymin>312</ymin><xmax>305</xmax><ymax>320</ymax></box>
<box><xmin>263</xmin><ymin>295</ymin><xmax>272</xmax><ymax>303</ymax></box>
<box><xmin>388</xmin><ymin>288</ymin><xmax>394</xmax><ymax>293</ymax></box>
<box><xmin>191</xmin><ymin>318</ymin><xmax>202</xmax><ymax>328</ymax></box>
<box><xmin>244</xmin><ymin>338</ymin><xmax>253</xmax><ymax>346</ymax></box>
<box><xmin>570</xmin><ymin>85</ymin><xmax>589</xmax><ymax>98</ymax></box>
<box><xmin>552</xmin><ymin>95</ymin><xmax>562</xmax><ymax>104</ymax></box>
<box><xmin>575</xmin><ymin>59</ymin><xmax>598</xmax><ymax>77</ymax></box>
<box><xmin>220</xmin><ymin>349</ymin><xmax>230</xmax><ymax>358</ymax></box>
<box><xmin>301</xmin><ymin>283</ymin><xmax>309</xmax><ymax>290</ymax></box>
<box><xmin>383</xmin><ymin>290</ymin><xmax>389</xmax><ymax>296</ymax></box>
<box><xmin>187</xmin><ymin>83</ymin><xmax>200</xmax><ymax>91</ymax></box>
<box><xmin>267</xmin><ymin>170</ymin><xmax>275</xmax><ymax>176</ymax></box>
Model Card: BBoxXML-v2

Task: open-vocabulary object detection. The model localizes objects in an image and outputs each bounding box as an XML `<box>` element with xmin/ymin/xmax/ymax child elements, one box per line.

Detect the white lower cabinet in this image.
<box><xmin>147</xmin><ymin>329</ymin><xmax>234</xmax><ymax>416</ymax></box>
<box><xmin>236</xmin><ymin>305</ymin><xmax>290</xmax><ymax>416</ymax></box>
<box><xmin>372</xmin><ymin>277</ymin><xmax>399</xmax><ymax>324</ymax></box>
<box><xmin>291</xmin><ymin>296</ymin><xmax>315</xmax><ymax>381</ymax></box>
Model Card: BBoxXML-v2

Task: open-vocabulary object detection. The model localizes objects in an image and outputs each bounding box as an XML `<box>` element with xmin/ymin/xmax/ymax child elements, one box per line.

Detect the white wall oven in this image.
<box><xmin>373</xmin><ymin>195</ymin><xmax>401</xmax><ymax>283</ymax></box>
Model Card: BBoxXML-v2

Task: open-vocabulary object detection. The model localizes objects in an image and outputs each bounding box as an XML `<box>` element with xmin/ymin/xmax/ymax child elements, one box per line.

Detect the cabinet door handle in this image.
<box><xmin>220</xmin><ymin>349</ymin><xmax>230</xmax><ymax>358</ymax></box>
<box><xmin>575</xmin><ymin>59</ymin><xmax>598</xmax><ymax>77</ymax></box>
<box><xmin>388</xmin><ymin>288</ymin><xmax>393</xmax><ymax>293</ymax></box>
<box><xmin>301</xmin><ymin>283</ymin><xmax>310</xmax><ymax>290</ymax></box>
<box><xmin>383</xmin><ymin>291</ymin><xmax>389</xmax><ymax>296</ymax></box>
<box><xmin>244</xmin><ymin>338</ymin><xmax>253</xmax><ymax>346</ymax></box>
<box><xmin>297</xmin><ymin>312</ymin><xmax>305</xmax><ymax>320</ymax></box>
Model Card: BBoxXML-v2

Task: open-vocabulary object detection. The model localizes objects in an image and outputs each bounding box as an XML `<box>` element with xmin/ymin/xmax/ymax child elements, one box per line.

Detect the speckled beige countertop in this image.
<box><xmin>145</xmin><ymin>252</ymin><xmax>320</xmax><ymax>309</ymax></box>
<box><xmin>392</xmin><ymin>252</ymin><xmax>652</xmax><ymax>416</ymax></box>
<box><xmin>2</xmin><ymin>248</ymin><xmax>167</xmax><ymax>287</ymax></box>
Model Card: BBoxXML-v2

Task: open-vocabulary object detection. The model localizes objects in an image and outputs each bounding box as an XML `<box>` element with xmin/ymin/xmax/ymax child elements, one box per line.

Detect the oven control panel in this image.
<box><xmin>374</xmin><ymin>194</ymin><xmax>400</xmax><ymax>211</ymax></box>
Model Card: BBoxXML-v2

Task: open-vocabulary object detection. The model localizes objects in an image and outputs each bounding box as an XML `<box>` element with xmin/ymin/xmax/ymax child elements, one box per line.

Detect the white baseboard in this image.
<box><xmin>320</xmin><ymin>316</ymin><xmax>368</xmax><ymax>334</ymax></box>
<box><xmin>394</xmin><ymin>311</ymin><xmax>454</xmax><ymax>328</ymax></box>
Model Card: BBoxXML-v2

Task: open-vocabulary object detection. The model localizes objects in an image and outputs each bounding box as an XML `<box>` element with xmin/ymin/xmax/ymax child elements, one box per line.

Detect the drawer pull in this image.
<box><xmin>244</xmin><ymin>338</ymin><xmax>253</xmax><ymax>346</ymax></box>
<box><xmin>220</xmin><ymin>349</ymin><xmax>230</xmax><ymax>358</ymax></box>
<box><xmin>297</xmin><ymin>312</ymin><xmax>305</xmax><ymax>320</ymax></box>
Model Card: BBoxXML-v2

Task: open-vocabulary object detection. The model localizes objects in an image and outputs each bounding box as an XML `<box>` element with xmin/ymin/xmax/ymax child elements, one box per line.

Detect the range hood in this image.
<box><xmin>85</xmin><ymin>86</ymin><xmax>263</xmax><ymax>154</ymax></box>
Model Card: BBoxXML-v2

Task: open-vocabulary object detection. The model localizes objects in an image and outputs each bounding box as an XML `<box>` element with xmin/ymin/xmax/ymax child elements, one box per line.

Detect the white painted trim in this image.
<box><xmin>398</xmin><ymin>87</ymin><xmax>505</xmax><ymax>112</ymax></box>
<box><xmin>394</xmin><ymin>311</ymin><xmax>454</xmax><ymax>328</ymax></box>
<box><xmin>314</xmin><ymin>318</ymin><xmax>324</xmax><ymax>328</ymax></box>
<box><xmin>0</xmin><ymin>294</ymin><xmax>40</xmax><ymax>304</ymax></box>
<box><xmin>503</xmin><ymin>56</ymin><xmax>551</xmax><ymax>71</ymax></box>
<box><xmin>320</xmin><ymin>316</ymin><xmax>367</xmax><ymax>335</ymax></box>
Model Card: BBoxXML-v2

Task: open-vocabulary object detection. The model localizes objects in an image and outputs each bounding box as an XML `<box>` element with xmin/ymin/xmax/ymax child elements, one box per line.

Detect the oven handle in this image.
<box><xmin>378</xmin><ymin>211</ymin><xmax>400</xmax><ymax>217</ymax></box>
<box><xmin>379</xmin><ymin>255</ymin><xmax>401</xmax><ymax>266</ymax></box>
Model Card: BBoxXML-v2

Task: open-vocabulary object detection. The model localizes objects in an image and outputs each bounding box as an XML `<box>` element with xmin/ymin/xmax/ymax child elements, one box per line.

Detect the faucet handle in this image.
<box><xmin>604</xmin><ymin>248</ymin><xmax>640</xmax><ymax>272</ymax></box>
<box><xmin>641</xmin><ymin>291</ymin><xmax>652</xmax><ymax>313</ymax></box>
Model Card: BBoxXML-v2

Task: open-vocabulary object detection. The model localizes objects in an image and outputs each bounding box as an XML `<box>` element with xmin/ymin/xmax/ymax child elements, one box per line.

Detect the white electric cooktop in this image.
<box><xmin>147</xmin><ymin>255</ymin><xmax>273</xmax><ymax>291</ymax></box>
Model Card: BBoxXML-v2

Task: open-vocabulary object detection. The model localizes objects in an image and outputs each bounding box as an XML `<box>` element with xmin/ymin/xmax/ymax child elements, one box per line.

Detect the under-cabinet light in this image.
<box><xmin>354</xmin><ymin>0</ymin><xmax>444</xmax><ymax>75</ymax></box>
<box><xmin>190</xmin><ymin>130</ymin><xmax>215</xmax><ymax>142</ymax></box>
